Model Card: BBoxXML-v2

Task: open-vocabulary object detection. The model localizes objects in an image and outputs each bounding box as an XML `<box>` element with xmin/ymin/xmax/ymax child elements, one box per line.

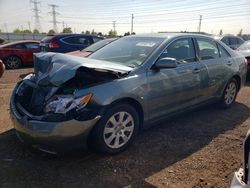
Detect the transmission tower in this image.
<box><xmin>48</xmin><ymin>4</ymin><xmax>59</xmax><ymax>33</ymax></box>
<box><xmin>30</xmin><ymin>0</ymin><xmax>42</xmax><ymax>32</ymax></box>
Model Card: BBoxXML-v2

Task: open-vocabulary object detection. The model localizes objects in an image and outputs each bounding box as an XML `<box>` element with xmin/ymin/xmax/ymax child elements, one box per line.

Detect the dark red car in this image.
<box><xmin>0</xmin><ymin>40</ymin><xmax>40</xmax><ymax>69</ymax></box>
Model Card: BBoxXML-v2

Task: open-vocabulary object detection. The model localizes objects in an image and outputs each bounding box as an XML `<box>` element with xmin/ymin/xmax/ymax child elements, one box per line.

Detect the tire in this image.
<box><xmin>91</xmin><ymin>103</ymin><xmax>140</xmax><ymax>154</ymax></box>
<box><xmin>220</xmin><ymin>78</ymin><xmax>238</xmax><ymax>108</ymax></box>
<box><xmin>4</xmin><ymin>56</ymin><xmax>22</xmax><ymax>69</ymax></box>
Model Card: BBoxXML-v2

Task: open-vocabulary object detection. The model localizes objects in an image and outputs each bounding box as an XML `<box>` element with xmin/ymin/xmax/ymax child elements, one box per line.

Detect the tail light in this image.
<box><xmin>49</xmin><ymin>41</ymin><xmax>59</xmax><ymax>49</ymax></box>
<box><xmin>244</xmin><ymin>58</ymin><xmax>248</xmax><ymax>65</ymax></box>
<box><xmin>48</xmin><ymin>37</ymin><xmax>59</xmax><ymax>49</ymax></box>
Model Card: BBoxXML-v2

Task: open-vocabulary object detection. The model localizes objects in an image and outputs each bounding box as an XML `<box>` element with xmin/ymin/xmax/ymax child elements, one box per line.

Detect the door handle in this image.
<box><xmin>192</xmin><ymin>68</ymin><xmax>201</xmax><ymax>74</ymax></box>
<box><xmin>227</xmin><ymin>61</ymin><xmax>232</xmax><ymax>66</ymax></box>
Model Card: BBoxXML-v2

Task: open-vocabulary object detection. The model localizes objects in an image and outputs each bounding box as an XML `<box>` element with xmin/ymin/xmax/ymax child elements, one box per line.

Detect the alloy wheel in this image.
<box><xmin>224</xmin><ymin>82</ymin><xmax>237</xmax><ymax>105</ymax></box>
<box><xmin>5</xmin><ymin>56</ymin><xmax>21</xmax><ymax>69</ymax></box>
<box><xmin>103</xmin><ymin>111</ymin><xmax>134</xmax><ymax>149</ymax></box>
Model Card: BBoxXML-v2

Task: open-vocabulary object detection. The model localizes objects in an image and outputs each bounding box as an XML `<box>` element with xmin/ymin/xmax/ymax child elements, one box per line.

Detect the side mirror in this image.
<box><xmin>154</xmin><ymin>57</ymin><xmax>177</xmax><ymax>69</ymax></box>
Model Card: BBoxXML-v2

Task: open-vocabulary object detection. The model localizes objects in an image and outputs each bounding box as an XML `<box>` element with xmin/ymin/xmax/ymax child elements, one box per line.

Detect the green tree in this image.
<box><xmin>108</xmin><ymin>30</ymin><xmax>117</xmax><ymax>37</ymax></box>
<box><xmin>13</xmin><ymin>28</ymin><xmax>22</xmax><ymax>33</ymax></box>
<box><xmin>62</xmin><ymin>27</ymin><xmax>72</xmax><ymax>33</ymax></box>
<box><xmin>85</xmin><ymin>30</ymin><xmax>90</xmax><ymax>34</ymax></box>
<box><xmin>97</xmin><ymin>32</ymin><xmax>103</xmax><ymax>36</ymax></box>
<box><xmin>23</xmin><ymin>29</ymin><xmax>32</xmax><ymax>34</ymax></box>
<box><xmin>124</xmin><ymin>32</ymin><xmax>130</xmax><ymax>36</ymax></box>
<box><xmin>33</xmin><ymin>29</ymin><xmax>39</xmax><ymax>34</ymax></box>
<box><xmin>91</xmin><ymin>29</ymin><xmax>97</xmax><ymax>35</ymax></box>
<box><xmin>48</xmin><ymin>29</ymin><xmax>56</xmax><ymax>35</ymax></box>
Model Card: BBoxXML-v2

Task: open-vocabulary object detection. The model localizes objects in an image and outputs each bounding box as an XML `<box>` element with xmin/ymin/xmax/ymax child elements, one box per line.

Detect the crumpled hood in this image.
<box><xmin>34</xmin><ymin>52</ymin><xmax>133</xmax><ymax>86</ymax></box>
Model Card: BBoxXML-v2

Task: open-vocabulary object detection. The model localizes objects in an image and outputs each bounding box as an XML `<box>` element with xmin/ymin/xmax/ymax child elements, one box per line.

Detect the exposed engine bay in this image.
<box><xmin>13</xmin><ymin>52</ymin><xmax>132</xmax><ymax>121</ymax></box>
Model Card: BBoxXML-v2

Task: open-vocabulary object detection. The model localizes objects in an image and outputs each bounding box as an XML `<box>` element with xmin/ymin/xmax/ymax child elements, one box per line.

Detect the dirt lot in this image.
<box><xmin>0</xmin><ymin>68</ymin><xmax>250</xmax><ymax>188</ymax></box>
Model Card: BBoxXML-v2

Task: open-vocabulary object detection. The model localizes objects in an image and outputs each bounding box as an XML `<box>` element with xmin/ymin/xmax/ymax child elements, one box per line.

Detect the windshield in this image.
<box><xmin>89</xmin><ymin>37</ymin><xmax>164</xmax><ymax>67</ymax></box>
<box><xmin>238</xmin><ymin>41</ymin><xmax>250</xmax><ymax>50</ymax></box>
<box><xmin>84</xmin><ymin>38</ymin><xmax>115</xmax><ymax>52</ymax></box>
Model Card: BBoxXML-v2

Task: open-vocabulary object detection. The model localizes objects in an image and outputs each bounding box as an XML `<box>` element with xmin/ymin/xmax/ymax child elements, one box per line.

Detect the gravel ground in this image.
<box><xmin>0</xmin><ymin>68</ymin><xmax>249</xmax><ymax>188</ymax></box>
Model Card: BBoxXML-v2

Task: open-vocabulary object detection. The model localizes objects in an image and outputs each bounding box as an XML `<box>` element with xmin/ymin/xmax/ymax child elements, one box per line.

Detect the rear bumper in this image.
<box><xmin>10</xmin><ymin>83</ymin><xmax>101</xmax><ymax>153</ymax></box>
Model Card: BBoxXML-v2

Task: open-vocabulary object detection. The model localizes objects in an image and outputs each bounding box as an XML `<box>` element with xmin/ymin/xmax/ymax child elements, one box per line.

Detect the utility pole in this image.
<box><xmin>28</xmin><ymin>21</ymin><xmax>31</xmax><ymax>31</ymax></box>
<box><xmin>4</xmin><ymin>23</ymin><xmax>8</xmax><ymax>33</ymax></box>
<box><xmin>62</xmin><ymin>21</ymin><xmax>65</xmax><ymax>30</ymax></box>
<box><xmin>131</xmin><ymin>14</ymin><xmax>134</xmax><ymax>34</ymax></box>
<box><xmin>198</xmin><ymin>15</ymin><xmax>202</xmax><ymax>33</ymax></box>
<box><xmin>112</xmin><ymin>21</ymin><xmax>116</xmax><ymax>33</ymax></box>
<box><xmin>48</xmin><ymin>4</ymin><xmax>59</xmax><ymax>33</ymax></box>
<box><xmin>30</xmin><ymin>0</ymin><xmax>42</xmax><ymax>32</ymax></box>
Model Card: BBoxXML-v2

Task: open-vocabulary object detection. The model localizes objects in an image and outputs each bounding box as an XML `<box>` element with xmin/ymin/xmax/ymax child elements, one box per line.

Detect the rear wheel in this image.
<box><xmin>4</xmin><ymin>56</ymin><xmax>22</xmax><ymax>69</ymax></box>
<box><xmin>220</xmin><ymin>78</ymin><xmax>238</xmax><ymax>108</ymax></box>
<box><xmin>92</xmin><ymin>103</ymin><xmax>139</xmax><ymax>154</ymax></box>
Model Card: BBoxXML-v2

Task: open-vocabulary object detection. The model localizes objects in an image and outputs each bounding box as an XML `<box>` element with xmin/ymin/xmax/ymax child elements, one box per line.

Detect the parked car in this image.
<box><xmin>0</xmin><ymin>40</ymin><xmax>40</xmax><ymax>69</ymax></box>
<box><xmin>215</xmin><ymin>35</ymin><xmax>245</xmax><ymax>50</ymax></box>
<box><xmin>0</xmin><ymin>38</ymin><xmax>4</xmax><ymax>44</ymax></box>
<box><xmin>68</xmin><ymin>38</ymin><xmax>117</xmax><ymax>58</ymax></box>
<box><xmin>40</xmin><ymin>34</ymin><xmax>104</xmax><ymax>53</ymax></box>
<box><xmin>237</xmin><ymin>41</ymin><xmax>250</xmax><ymax>72</ymax></box>
<box><xmin>231</xmin><ymin>130</ymin><xmax>250</xmax><ymax>187</ymax></box>
<box><xmin>10</xmin><ymin>33</ymin><xmax>247</xmax><ymax>154</ymax></box>
<box><xmin>0</xmin><ymin>59</ymin><xmax>5</xmax><ymax>78</ymax></box>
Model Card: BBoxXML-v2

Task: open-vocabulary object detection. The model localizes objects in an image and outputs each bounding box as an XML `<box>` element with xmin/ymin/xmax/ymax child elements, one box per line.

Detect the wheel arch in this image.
<box><xmin>110</xmin><ymin>97</ymin><xmax>144</xmax><ymax>130</ymax></box>
<box><xmin>232</xmin><ymin>74</ymin><xmax>241</xmax><ymax>91</ymax></box>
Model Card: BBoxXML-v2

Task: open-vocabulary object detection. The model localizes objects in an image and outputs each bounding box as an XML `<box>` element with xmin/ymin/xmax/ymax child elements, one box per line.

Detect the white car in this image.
<box><xmin>231</xmin><ymin>130</ymin><xmax>250</xmax><ymax>187</ymax></box>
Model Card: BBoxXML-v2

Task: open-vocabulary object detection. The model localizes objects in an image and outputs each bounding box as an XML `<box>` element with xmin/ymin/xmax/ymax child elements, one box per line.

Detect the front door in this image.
<box><xmin>146</xmin><ymin>37</ymin><xmax>207</xmax><ymax>121</ymax></box>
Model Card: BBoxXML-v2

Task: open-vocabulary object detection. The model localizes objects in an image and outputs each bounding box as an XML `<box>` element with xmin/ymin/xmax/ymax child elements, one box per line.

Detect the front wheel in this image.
<box><xmin>4</xmin><ymin>56</ymin><xmax>22</xmax><ymax>69</ymax></box>
<box><xmin>220</xmin><ymin>78</ymin><xmax>238</xmax><ymax>108</ymax></box>
<box><xmin>91</xmin><ymin>103</ymin><xmax>139</xmax><ymax>154</ymax></box>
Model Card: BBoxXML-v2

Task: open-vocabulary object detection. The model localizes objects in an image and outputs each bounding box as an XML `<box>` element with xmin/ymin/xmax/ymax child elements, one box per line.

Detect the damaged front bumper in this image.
<box><xmin>10</xmin><ymin>83</ymin><xmax>101</xmax><ymax>154</ymax></box>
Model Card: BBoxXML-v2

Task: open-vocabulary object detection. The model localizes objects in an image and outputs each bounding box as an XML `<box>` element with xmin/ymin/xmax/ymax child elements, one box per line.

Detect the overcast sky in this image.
<box><xmin>0</xmin><ymin>0</ymin><xmax>249</xmax><ymax>35</ymax></box>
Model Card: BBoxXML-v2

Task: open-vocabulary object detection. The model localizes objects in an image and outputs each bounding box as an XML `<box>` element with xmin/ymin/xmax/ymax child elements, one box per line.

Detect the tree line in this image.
<box><xmin>0</xmin><ymin>27</ymin><xmax>135</xmax><ymax>37</ymax></box>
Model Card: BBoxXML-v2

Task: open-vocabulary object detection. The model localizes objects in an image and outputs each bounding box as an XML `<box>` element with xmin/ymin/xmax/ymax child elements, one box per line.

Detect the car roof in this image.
<box><xmin>126</xmin><ymin>32</ymin><xmax>214</xmax><ymax>40</ymax></box>
<box><xmin>0</xmin><ymin>40</ymin><xmax>39</xmax><ymax>47</ymax></box>
<box><xmin>51</xmin><ymin>34</ymin><xmax>104</xmax><ymax>38</ymax></box>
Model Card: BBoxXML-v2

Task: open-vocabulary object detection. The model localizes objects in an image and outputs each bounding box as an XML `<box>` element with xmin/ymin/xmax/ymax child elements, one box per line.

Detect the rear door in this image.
<box><xmin>62</xmin><ymin>36</ymin><xmax>91</xmax><ymax>52</ymax></box>
<box><xmin>195</xmin><ymin>37</ymin><xmax>230</xmax><ymax>99</ymax></box>
<box><xmin>23</xmin><ymin>43</ymin><xmax>40</xmax><ymax>63</ymax></box>
<box><xmin>147</xmin><ymin>37</ymin><xmax>208</xmax><ymax>120</ymax></box>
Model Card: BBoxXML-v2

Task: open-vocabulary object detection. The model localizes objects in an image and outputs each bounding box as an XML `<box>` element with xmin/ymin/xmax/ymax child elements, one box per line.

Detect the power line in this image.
<box><xmin>30</xmin><ymin>0</ymin><xmax>42</xmax><ymax>32</ymax></box>
<box><xmin>48</xmin><ymin>4</ymin><xmax>60</xmax><ymax>33</ymax></box>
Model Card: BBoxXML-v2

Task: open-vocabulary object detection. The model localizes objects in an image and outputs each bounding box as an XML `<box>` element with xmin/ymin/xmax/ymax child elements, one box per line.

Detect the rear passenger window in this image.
<box><xmin>197</xmin><ymin>39</ymin><xmax>219</xmax><ymax>60</ymax></box>
<box><xmin>79</xmin><ymin>37</ymin><xmax>90</xmax><ymax>45</ymax></box>
<box><xmin>25</xmin><ymin>43</ymin><xmax>39</xmax><ymax>49</ymax></box>
<box><xmin>237</xmin><ymin>38</ymin><xmax>244</xmax><ymax>45</ymax></box>
<box><xmin>93</xmin><ymin>37</ymin><xmax>102</xmax><ymax>43</ymax></box>
<box><xmin>162</xmin><ymin>38</ymin><xmax>196</xmax><ymax>64</ymax></box>
<box><xmin>229</xmin><ymin>37</ymin><xmax>237</xmax><ymax>45</ymax></box>
<box><xmin>221</xmin><ymin>37</ymin><xmax>229</xmax><ymax>45</ymax></box>
<box><xmin>63</xmin><ymin>36</ymin><xmax>78</xmax><ymax>44</ymax></box>
<box><xmin>63</xmin><ymin>36</ymin><xmax>90</xmax><ymax>45</ymax></box>
<box><xmin>217</xmin><ymin>43</ymin><xmax>230</xmax><ymax>58</ymax></box>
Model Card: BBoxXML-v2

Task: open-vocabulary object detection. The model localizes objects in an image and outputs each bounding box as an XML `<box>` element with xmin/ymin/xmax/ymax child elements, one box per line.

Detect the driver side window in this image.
<box><xmin>161</xmin><ymin>38</ymin><xmax>196</xmax><ymax>64</ymax></box>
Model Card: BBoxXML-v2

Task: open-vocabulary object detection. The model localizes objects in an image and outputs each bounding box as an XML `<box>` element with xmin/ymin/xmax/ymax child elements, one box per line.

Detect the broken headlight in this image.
<box><xmin>45</xmin><ymin>93</ymin><xmax>92</xmax><ymax>114</ymax></box>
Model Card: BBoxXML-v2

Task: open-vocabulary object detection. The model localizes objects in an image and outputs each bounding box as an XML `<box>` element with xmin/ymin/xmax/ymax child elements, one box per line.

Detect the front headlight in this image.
<box><xmin>45</xmin><ymin>93</ymin><xmax>93</xmax><ymax>114</ymax></box>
